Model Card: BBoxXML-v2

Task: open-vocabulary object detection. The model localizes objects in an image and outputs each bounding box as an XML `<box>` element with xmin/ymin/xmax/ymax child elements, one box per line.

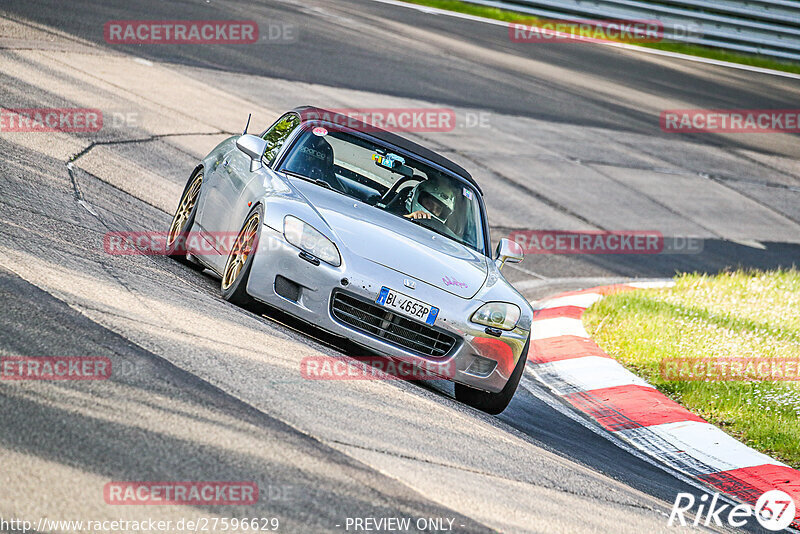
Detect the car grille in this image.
<box><xmin>331</xmin><ymin>291</ymin><xmax>457</xmax><ymax>358</ymax></box>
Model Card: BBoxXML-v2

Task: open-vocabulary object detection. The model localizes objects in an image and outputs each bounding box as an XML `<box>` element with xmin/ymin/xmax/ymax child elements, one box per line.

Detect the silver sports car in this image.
<box><xmin>166</xmin><ymin>106</ymin><xmax>533</xmax><ymax>414</ymax></box>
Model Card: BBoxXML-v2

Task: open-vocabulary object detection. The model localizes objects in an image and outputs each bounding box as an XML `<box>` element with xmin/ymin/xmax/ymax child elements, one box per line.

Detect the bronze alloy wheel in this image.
<box><xmin>167</xmin><ymin>172</ymin><xmax>203</xmax><ymax>247</ymax></box>
<box><xmin>222</xmin><ymin>211</ymin><xmax>260</xmax><ymax>290</ymax></box>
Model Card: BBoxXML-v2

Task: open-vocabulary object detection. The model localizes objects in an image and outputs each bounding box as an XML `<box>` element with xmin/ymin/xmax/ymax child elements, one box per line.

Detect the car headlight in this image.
<box><xmin>471</xmin><ymin>302</ymin><xmax>521</xmax><ymax>331</ymax></box>
<box><xmin>283</xmin><ymin>216</ymin><xmax>341</xmax><ymax>266</ymax></box>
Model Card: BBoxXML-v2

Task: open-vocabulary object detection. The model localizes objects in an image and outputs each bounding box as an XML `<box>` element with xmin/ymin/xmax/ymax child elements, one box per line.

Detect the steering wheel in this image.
<box><xmin>380</xmin><ymin>175</ymin><xmax>420</xmax><ymax>205</ymax></box>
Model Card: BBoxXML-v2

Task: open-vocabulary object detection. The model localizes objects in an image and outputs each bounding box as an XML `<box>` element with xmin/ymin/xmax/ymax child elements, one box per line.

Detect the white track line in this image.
<box><xmin>535</xmin><ymin>292</ymin><xmax>604</xmax><ymax>310</ymax></box>
<box><xmin>617</xmin><ymin>420</ymin><xmax>787</xmax><ymax>474</ymax></box>
<box><xmin>369</xmin><ymin>0</ymin><xmax>800</xmax><ymax>80</ymax></box>
<box><xmin>530</xmin><ymin>317</ymin><xmax>589</xmax><ymax>340</ymax></box>
<box><xmin>539</xmin><ymin>356</ymin><xmax>655</xmax><ymax>391</ymax></box>
<box><xmin>518</xmin><ymin>374</ymin><xmax>747</xmax><ymax>524</ymax></box>
<box><xmin>627</xmin><ymin>280</ymin><xmax>677</xmax><ymax>289</ymax></box>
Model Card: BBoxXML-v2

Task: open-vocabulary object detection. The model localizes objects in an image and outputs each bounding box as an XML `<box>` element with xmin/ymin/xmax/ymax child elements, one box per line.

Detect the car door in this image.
<box><xmin>199</xmin><ymin>113</ymin><xmax>300</xmax><ymax>249</ymax></box>
<box><xmin>195</xmin><ymin>144</ymin><xmax>248</xmax><ymax>250</ymax></box>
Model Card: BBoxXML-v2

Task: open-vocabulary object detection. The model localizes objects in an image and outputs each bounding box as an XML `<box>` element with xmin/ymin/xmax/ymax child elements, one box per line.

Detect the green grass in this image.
<box><xmin>403</xmin><ymin>0</ymin><xmax>800</xmax><ymax>75</ymax></box>
<box><xmin>404</xmin><ymin>0</ymin><xmax>534</xmax><ymax>22</ymax></box>
<box><xmin>583</xmin><ymin>270</ymin><xmax>800</xmax><ymax>468</ymax></box>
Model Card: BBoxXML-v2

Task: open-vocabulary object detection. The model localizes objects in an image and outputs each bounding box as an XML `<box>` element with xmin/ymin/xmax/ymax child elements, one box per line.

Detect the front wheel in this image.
<box><xmin>220</xmin><ymin>205</ymin><xmax>263</xmax><ymax>308</ymax></box>
<box><xmin>166</xmin><ymin>168</ymin><xmax>205</xmax><ymax>271</ymax></box>
<box><xmin>455</xmin><ymin>336</ymin><xmax>529</xmax><ymax>415</ymax></box>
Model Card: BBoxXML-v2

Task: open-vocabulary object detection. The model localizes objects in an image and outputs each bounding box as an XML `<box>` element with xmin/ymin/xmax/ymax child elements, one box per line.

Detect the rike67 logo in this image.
<box><xmin>756</xmin><ymin>491</ymin><xmax>797</xmax><ymax>531</ymax></box>
<box><xmin>669</xmin><ymin>489</ymin><xmax>796</xmax><ymax>531</ymax></box>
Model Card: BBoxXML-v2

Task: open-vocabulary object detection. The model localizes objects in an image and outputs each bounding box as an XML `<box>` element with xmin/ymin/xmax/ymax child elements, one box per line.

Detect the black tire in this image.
<box><xmin>220</xmin><ymin>205</ymin><xmax>263</xmax><ymax>308</ymax></box>
<box><xmin>455</xmin><ymin>336</ymin><xmax>530</xmax><ymax>415</ymax></box>
<box><xmin>166</xmin><ymin>168</ymin><xmax>205</xmax><ymax>271</ymax></box>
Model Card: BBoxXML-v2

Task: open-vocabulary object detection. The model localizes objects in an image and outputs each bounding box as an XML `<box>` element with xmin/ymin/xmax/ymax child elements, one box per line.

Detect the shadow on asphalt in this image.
<box><xmin>0</xmin><ymin>266</ymin><xmax>491</xmax><ymax>532</ymax></box>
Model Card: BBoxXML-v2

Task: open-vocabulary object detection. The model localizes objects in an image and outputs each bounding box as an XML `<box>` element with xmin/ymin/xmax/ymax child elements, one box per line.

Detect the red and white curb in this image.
<box><xmin>527</xmin><ymin>281</ymin><xmax>800</xmax><ymax>528</ymax></box>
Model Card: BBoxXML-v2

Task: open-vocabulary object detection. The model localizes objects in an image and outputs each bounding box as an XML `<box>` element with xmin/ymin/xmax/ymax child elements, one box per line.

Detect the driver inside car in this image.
<box><xmin>404</xmin><ymin>178</ymin><xmax>456</xmax><ymax>223</ymax></box>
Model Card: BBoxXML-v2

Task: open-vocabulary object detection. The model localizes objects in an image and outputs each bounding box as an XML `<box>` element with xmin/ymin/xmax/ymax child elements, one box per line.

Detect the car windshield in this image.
<box><xmin>278</xmin><ymin>125</ymin><xmax>485</xmax><ymax>252</ymax></box>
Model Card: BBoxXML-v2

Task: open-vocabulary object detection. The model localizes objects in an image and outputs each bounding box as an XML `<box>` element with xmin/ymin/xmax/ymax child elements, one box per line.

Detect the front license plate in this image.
<box><xmin>376</xmin><ymin>287</ymin><xmax>439</xmax><ymax>325</ymax></box>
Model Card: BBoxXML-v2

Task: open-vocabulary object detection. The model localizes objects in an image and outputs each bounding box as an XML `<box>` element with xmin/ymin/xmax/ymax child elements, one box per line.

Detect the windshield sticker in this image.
<box><xmin>300</xmin><ymin>146</ymin><xmax>326</xmax><ymax>160</ymax></box>
<box><xmin>312</xmin><ymin>126</ymin><xmax>328</xmax><ymax>136</ymax></box>
<box><xmin>462</xmin><ymin>187</ymin><xmax>473</xmax><ymax>200</ymax></box>
<box><xmin>372</xmin><ymin>153</ymin><xmax>405</xmax><ymax>170</ymax></box>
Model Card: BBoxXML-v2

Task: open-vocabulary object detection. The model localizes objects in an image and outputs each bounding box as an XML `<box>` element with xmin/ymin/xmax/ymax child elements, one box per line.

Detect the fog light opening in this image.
<box><xmin>465</xmin><ymin>356</ymin><xmax>498</xmax><ymax>377</ymax></box>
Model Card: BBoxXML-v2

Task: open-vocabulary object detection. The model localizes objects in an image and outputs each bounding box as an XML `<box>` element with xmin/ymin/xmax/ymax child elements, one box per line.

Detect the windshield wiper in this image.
<box><xmin>282</xmin><ymin>170</ymin><xmax>337</xmax><ymax>192</ymax></box>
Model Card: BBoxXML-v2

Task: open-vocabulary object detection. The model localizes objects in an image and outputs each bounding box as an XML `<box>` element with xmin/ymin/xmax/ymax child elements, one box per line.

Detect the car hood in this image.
<box><xmin>290</xmin><ymin>178</ymin><xmax>488</xmax><ymax>298</ymax></box>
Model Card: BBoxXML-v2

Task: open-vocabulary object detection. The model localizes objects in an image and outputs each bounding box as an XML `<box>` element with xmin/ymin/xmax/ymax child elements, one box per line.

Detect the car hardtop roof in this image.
<box><xmin>291</xmin><ymin>106</ymin><xmax>482</xmax><ymax>195</ymax></box>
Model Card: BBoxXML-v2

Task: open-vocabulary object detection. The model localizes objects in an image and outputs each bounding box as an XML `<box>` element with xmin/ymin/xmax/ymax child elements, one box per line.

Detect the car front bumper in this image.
<box><xmin>246</xmin><ymin>225</ymin><xmax>529</xmax><ymax>393</ymax></box>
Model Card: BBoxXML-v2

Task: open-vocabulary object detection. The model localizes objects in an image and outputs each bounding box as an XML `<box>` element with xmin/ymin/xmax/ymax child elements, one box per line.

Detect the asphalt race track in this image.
<box><xmin>1</xmin><ymin>0</ymin><xmax>799</xmax><ymax>532</ymax></box>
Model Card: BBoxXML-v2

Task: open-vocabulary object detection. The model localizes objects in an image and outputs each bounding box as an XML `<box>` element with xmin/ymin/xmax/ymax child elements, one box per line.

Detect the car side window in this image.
<box><xmin>262</xmin><ymin>113</ymin><xmax>300</xmax><ymax>164</ymax></box>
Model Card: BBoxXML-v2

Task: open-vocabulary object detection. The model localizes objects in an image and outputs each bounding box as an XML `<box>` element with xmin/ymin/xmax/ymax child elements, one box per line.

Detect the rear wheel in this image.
<box><xmin>455</xmin><ymin>336</ymin><xmax>529</xmax><ymax>415</ymax></box>
<box><xmin>221</xmin><ymin>206</ymin><xmax>263</xmax><ymax>307</ymax></box>
<box><xmin>166</xmin><ymin>168</ymin><xmax>205</xmax><ymax>271</ymax></box>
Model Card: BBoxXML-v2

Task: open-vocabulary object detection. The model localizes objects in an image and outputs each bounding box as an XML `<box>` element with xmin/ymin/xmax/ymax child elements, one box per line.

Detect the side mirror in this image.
<box><xmin>236</xmin><ymin>134</ymin><xmax>268</xmax><ymax>172</ymax></box>
<box><xmin>495</xmin><ymin>238</ymin><xmax>523</xmax><ymax>270</ymax></box>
